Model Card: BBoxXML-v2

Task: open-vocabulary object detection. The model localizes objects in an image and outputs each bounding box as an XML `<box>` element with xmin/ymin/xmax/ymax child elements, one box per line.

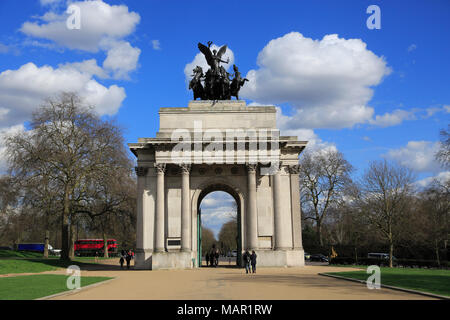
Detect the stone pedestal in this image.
<box><xmin>152</xmin><ymin>252</ymin><xmax>193</xmax><ymax>270</ymax></box>
<box><xmin>254</xmin><ymin>249</ymin><xmax>305</xmax><ymax>267</ymax></box>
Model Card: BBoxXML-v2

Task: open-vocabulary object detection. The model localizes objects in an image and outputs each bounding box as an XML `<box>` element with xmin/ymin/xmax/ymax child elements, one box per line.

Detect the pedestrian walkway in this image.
<box><xmin>49</xmin><ymin>259</ymin><xmax>434</xmax><ymax>300</ymax></box>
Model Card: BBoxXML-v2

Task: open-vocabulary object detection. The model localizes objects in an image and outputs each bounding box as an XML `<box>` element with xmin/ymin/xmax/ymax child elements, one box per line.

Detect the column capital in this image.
<box><xmin>154</xmin><ymin>163</ymin><xmax>166</xmax><ymax>174</ymax></box>
<box><xmin>288</xmin><ymin>164</ymin><xmax>300</xmax><ymax>174</ymax></box>
<box><xmin>246</xmin><ymin>163</ymin><xmax>258</xmax><ymax>173</ymax></box>
<box><xmin>135</xmin><ymin>166</ymin><xmax>148</xmax><ymax>177</ymax></box>
<box><xmin>179</xmin><ymin>163</ymin><xmax>192</xmax><ymax>174</ymax></box>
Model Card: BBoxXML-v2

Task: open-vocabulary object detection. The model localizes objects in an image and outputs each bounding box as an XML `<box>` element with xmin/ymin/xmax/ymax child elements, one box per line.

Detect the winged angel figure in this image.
<box><xmin>189</xmin><ymin>41</ymin><xmax>247</xmax><ymax>101</ymax></box>
<box><xmin>198</xmin><ymin>41</ymin><xmax>229</xmax><ymax>75</ymax></box>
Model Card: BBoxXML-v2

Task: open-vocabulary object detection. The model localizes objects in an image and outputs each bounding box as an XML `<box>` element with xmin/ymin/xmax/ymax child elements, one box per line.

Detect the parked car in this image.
<box><xmin>367</xmin><ymin>253</ymin><xmax>396</xmax><ymax>260</ymax></box>
<box><xmin>310</xmin><ymin>254</ymin><xmax>329</xmax><ymax>262</ymax></box>
<box><xmin>304</xmin><ymin>252</ymin><xmax>311</xmax><ymax>260</ymax></box>
<box><xmin>231</xmin><ymin>250</ymin><xmax>237</xmax><ymax>257</ymax></box>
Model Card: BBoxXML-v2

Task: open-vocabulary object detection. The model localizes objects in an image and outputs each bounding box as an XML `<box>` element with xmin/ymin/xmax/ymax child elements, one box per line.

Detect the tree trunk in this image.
<box><xmin>435</xmin><ymin>239</ymin><xmax>440</xmax><ymax>267</ymax></box>
<box><xmin>389</xmin><ymin>242</ymin><xmax>394</xmax><ymax>268</ymax></box>
<box><xmin>103</xmin><ymin>232</ymin><xmax>109</xmax><ymax>258</ymax></box>
<box><xmin>69</xmin><ymin>222</ymin><xmax>75</xmax><ymax>259</ymax></box>
<box><xmin>43</xmin><ymin>230</ymin><xmax>49</xmax><ymax>258</ymax></box>
<box><xmin>316</xmin><ymin>221</ymin><xmax>323</xmax><ymax>246</ymax></box>
<box><xmin>60</xmin><ymin>187</ymin><xmax>70</xmax><ymax>261</ymax></box>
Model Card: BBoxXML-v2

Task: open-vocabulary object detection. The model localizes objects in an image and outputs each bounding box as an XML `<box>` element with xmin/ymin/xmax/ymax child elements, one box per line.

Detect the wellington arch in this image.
<box><xmin>128</xmin><ymin>100</ymin><xmax>307</xmax><ymax>269</ymax></box>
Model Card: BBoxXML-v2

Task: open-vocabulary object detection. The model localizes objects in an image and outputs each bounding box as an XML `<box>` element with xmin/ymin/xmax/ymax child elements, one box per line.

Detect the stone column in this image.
<box><xmin>180</xmin><ymin>164</ymin><xmax>191</xmax><ymax>252</ymax></box>
<box><xmin>154</xmin><ymin>163</ymin><xmax>166</xmax><ymax>253</ymax></box>
<box><xmin>273</xmin><ymin>164</ymin><xmax>290</xmax><ymax>250</ymax></box>
<box><xmin>289</xmin><ymin>165</ymin><xmax>303</xmax><ymax>250</ymax></box>
<box><xmin>246</xmin><ymin>163</ymin><xmax>258</xmax><ymax>250</ymax></box>
<box><xmin>135</xmin><ymin>166</ymin><xmax>149</xmax><ymax>254</ymax></box>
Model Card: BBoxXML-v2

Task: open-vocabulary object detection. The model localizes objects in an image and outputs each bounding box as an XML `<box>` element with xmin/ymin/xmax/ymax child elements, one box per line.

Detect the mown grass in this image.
<box><xmin>325</xmin><ymin>267</ymin><xmax>450</xmax><ymax>297</ymax></box>
<box><xmin>0</xmin><ymin>274</ymin><xmax>112</xmax><ymax>300</ymax></box>
<box><xmin>0</xmin><ymin>250</ymin><xmax>47</xmax><ymax>259</ymax></box>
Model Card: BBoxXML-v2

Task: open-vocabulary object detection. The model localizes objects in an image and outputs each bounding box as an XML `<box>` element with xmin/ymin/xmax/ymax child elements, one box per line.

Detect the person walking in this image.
<box><xmin>250</xmin><ymin>250</ymin><xmax>257</xmax><ymax>273</ymax></box>
<box><xmin>205</xmin><ymin>252</ymin><xmax>209</xmax><ymax>267</ymax></box>
<box><xmin>126</xmin><ymin>250</ymin><xmax>132</xmax><ymax>269</ymax></box>
<box><xmin>243</xmin><ymin>250</ymin><xmax>251</xmax><ymax>274</ymax></box>
<box><xmin>94</xmin><ymin>251</ymin><xmax>99</xmax><ymax>263</ymax></box>
<box><xmin>119</xmin><ymin>254</ymin><xmax>125</xmax><ymax>269</ymax></box>
<box><xmin>209</xmin><ymin>250</ymin><xmax>214</xmax><ymax>267</ymax></box>
<box><xmin>215</xmin><ymin>250</ymin><xmax>219</xmax><ymax>267</ymax></box>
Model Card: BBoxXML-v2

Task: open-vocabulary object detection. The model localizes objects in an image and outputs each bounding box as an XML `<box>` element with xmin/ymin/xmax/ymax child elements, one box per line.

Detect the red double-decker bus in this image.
<box><xmin>74</xmin><ymin>239</ymin><xmax>118</xmax><ymax>257</ymax></box>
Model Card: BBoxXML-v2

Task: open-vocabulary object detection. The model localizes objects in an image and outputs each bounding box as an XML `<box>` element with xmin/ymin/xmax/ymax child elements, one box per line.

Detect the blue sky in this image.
<box><xmin>0</xmin><ymin>1</ymin><xmax>449</xmax><ymax>235</ymax></box>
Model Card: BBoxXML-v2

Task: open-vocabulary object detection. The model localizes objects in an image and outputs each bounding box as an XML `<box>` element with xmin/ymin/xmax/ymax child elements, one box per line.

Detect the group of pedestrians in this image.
<box><xmin>205</xmin><ymin>247</ymin><xmax>220</xmax><ymax>267</ymax></box>
<box><xmin>119</xmin><ymin>249</ymin><xmax>134</xmax><ymax>269</ymax></box>
<box><xmin>243</xmin><ymin>250</ymin><xmax>257</xmax><ymax>274</ymax></box>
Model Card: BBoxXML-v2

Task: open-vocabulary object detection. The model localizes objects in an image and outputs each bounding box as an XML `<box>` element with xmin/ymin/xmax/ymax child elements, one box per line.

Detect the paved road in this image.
<box><xmin>49</xmin><ymin>259</ymin><xmax>434</xmax><ymax>300</ymax></box>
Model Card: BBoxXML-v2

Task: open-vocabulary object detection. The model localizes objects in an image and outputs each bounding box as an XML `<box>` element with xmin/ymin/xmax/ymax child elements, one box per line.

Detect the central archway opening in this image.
<box><xmin>197</xmin><ymin>185</ymin><xmax>242</xmax><ymax>268</ymax></box>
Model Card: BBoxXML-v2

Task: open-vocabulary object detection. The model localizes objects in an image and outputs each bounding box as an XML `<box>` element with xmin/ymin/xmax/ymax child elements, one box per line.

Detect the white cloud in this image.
<box><xmin>40</xmin><ymin>0</ymin><xmax>64</xmax><ymax>6</ymax></box>
<box><xmin>21</xmin><ymin>0</ymin><xmax>140</xmax><ymax>52</ymax></box>
<box><xmin>240</xmin><ymin>32</ymin><xmax>391</xmax><ymax>129</ymax></box>
<box><xmin>0</xmin><ymin>124</ymin><xmax>25</xmax><ymax>172</ymax></box>
<box><xmin>276</xmin><ymin>107</ymin><xmax>336</xmax><ymax>152</ymax></box>
<box><xmin>369</xmin><ymin>109</ymin><xmax>416</xmax><ymax>127</ymax></box>
<box><xmin>407</xmin><ymin>44</ymin><xmax>417</xmax><ymax>52</ymax></box>
<box><xmin>415</xmin><ymin>171</ymin><xmax>450</xmax><ymax>188</ymax></box>
<box><xmin>59</xmin><ymin>59</ymin><xmax>107</xmax><ymax>78</ymax></box>
<box><xmin>184</xmin><ymin>44</ymin><xmax>234</xmax><ymax>82</ymax></box>
<box><xmin>21</xmin><ymin>1</ymin><xmax>141</xmax><ymax>80</ymax></box>
<box><xmin>101</xmin><ymin>40</ymin><xmax>141</xmax><ymax>80</ymax></box>
<box><xmin>152</xmin><ymin>40</ymin><xmax>161</xmax><ymax>50</ymax></box>
<box><xmin>384</xmin><ymin>141</ymin><xmax>442</xmax><ymax>173</ymax></box>
<box><xmin>0</xmin><ymin>62</ymin><xmax>126</xmax><ymax>128</ymax></box>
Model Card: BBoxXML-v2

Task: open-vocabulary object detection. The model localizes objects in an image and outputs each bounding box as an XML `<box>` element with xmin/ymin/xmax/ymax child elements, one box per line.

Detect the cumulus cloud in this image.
<box><xmin>21</xmin><ymin>0</ymin><xmax>141</xmax><ymax>79</ymax></box>
<box><xmin>21</xmin><ymin>0</ymin><xmax>140</xmax><ymax>52</ymax></box>
<box><xmin>276</xmin><ymin>107</ymin><xmax>336</xmax><ymax>152</ymax></box>
<box><xmin>240</xmin><ymin>32</ymin><xmax>391</xmax><ymax>129</ymax></box>
<box><xmin>369</xmin><ymin>109</ymin><xmax>416</xmax><ymax>127</ymax></box>
<box><xmin>101</xmin><ymin>40</ymin><xmax>141</xmax><ymax>80</ymax></box>
<box><xmin>184</xmin><ymin>44</ymin><xmax>234</xmax><ymax>82</ymax></box>
<box><xmin>0</xmin><ymin>124</ymin><xmax>25</xmax><ymax>172</ymax></box>
<box><xmin>0</xmin><ymin>62</ymin><xmax>126</xmax><ymax>129</ymax></box>
<box><xmin>415</xmin><ymin>171</ymin><xmax>450</xmax><ymax>188</ymax></box>
<box><xmin>384</xmin><ymin>141</ymin><xmax>442</xmax><ymax>173</ymax></box>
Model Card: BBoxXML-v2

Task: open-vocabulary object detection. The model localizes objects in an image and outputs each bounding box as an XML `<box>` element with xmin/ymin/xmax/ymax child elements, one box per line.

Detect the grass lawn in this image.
<box><xmin>325</xmin><ymin>267</ymin><xmax>450</xmax><ymax>297</ymax></box>
<box><xmin>0</xmin><ymin>275</ymin><xmax>112</xmax><ymax>300</ymax></box>
<box><xmin>0</xmin><ymin>257</ymin><xmax>104</xmax><ymax>275</ymax></box>
<box><xmin>0</xmin><ymin>250</ymin><xmax>47</xmax><ymax>259</ymax></box>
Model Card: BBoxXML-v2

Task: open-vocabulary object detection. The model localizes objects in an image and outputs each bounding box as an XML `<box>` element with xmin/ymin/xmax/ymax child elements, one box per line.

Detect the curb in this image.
<box><xmin>36</xmin><ymin>276</ymin><xmax>117</xmax><ymax>300</ymax></box>
<box><xmin>319</xmin><ymin>273</ymin><xmax>449</xmax><ymax>300</ymax></box>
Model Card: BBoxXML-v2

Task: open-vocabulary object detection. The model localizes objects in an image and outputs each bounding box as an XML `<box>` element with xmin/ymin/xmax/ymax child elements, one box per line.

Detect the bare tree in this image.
<box><xmin>357</xmin><ymin>160</ymin><xmax>415</xmax><ymax>267</ymax></box>
<box><xmin>436</xmin><ymin>125</ymin><xmax>449</xmax><ymax>168</ymax></box>
<box><xmin>218</xmin><ymin>219</ymin><xmax>238</xmax><ymax>254</ymax></box>
<box><xmin>5</xmin><ymin>92</ymin><xmax>131</xmax><ymax>260</ymax></box>
<box><xmin>420</xmin><ymin>179</ymin><xmax>449</xmax><ymax>265</ymax></box>
<box><xmin>202</xmin><ymin>228</ymin><xmax>216</xmax><ymax>255</ymax></box>
<box><xmin>299</xmin><ymin>149</ymin><xmax>353</xmax><ymax>246</ymax></box>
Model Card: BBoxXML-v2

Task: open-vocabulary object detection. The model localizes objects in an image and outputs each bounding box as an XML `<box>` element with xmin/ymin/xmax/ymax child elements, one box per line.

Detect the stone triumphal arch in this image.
<box><xmin>129</xmin><ymin>100</ymin><xmax>307</xmax><ymax>269</ymax></box>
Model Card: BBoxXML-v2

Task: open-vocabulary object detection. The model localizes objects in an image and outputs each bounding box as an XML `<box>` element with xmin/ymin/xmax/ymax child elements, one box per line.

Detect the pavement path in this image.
<box><xmin>49</xmin><ymin>259</ymin><xmax>434</xmax><ymax>300</ymax></box>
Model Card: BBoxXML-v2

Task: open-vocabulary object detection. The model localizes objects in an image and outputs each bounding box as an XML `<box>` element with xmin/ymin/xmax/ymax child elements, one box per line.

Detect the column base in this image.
<box><xmin>152</xmin><ymin>251</ymin><xmax>193</xmax><ymax>270</ymax></box>
<box><xmin>134</xmin><ymin>249</ymin><xmax>153</xmax><ymax>270</ymax></box>
<box><xmin>254</xmin><ymin>249</ymin><xmax>305</xmax><ymax>267</ymax></box>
